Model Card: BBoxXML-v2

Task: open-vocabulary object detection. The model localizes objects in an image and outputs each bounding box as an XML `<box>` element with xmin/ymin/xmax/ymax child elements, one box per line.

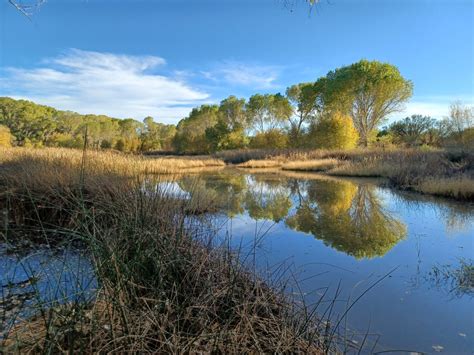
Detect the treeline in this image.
<box><xmin>0</xmin><ymin>97</ymin><xmax>175</xmax><ymax>152</ymax></box>
<box><xmin>1</xmin><ymin>59</ymin><xmax>473</xmax><ymax>152</ymax></box>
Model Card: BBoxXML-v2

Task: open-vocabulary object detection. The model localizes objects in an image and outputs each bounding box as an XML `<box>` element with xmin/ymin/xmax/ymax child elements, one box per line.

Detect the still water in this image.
<box><xmin>1</xmin><ymin>169</ymin><xmax>472</xmax><ymax>353</ymax></box>
<box><xmin>177</xmin><ymin>169</ymin><xmax>474</xmax><ymax>354</ymax></box>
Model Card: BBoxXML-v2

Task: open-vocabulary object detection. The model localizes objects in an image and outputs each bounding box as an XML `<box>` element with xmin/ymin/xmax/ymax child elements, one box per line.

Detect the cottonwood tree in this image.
<box><xmin>173</xmin><ymin>104</ymin><xmax>219</xmax><ymax>154</ymax></box>
<box><xmin>246</xmin><ymin>94</ymin><xmax>292</xmax><ymax>134</ymax></box>
<box><xmin>205</xmin><ymin>96</ymin><xmax>248</xmax><ymax>152</ymax></box>
<box><xmin>285</xmin><ymin>82</ymin><xmax>321</xmax><ymax>144</ymax></box>
<box><xmin>323</xmin><ymin>60</ymin><xmax>413</xmax><ymax>147</ymax></box>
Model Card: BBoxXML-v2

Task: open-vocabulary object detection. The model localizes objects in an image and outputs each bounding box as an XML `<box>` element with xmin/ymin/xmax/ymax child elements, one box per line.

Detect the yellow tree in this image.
<box><xmin>308</xmin><ymin>112</ymin><xmax>358</xmax><ymax>149</ymax></box>
<box><xmin>0</xmin><ymin>125</ymin><xmax>13</xmax><ymax>146</ymax></box>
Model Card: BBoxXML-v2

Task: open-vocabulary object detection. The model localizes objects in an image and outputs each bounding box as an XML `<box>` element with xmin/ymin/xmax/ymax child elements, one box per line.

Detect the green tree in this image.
<box><xmin>323</xmin><ymin>60</ymin><xmax>413</xmax><ymax>146</ymax></box>
<box><xmin>246</xmin><ymin>93</ymin><xmax>292</xmax><ymax>134</ymax></box>
<box><xmin>173</xmin><ymin>105</ymin><xmax>219</xmax><ymax>154</ymax></box>
<box><xmin>286</xmin><ymin>82</ymin><xmax>321</xmax><ymax>145</ymax></box>
<box><xmin>205</xmin><ymin>96</ymin><xmax>248</xmax><ymax>152</ymax></box>
<box><xmin>249</xmin><ymin>129</ymin><xmax>288</xmax><ymax>149</ymax></box>
<box><xmin>140</xmin><ymin>116</ymin><xmax>176</xmax><ymax>152</ymax></box>
<box><xmin>0</xmin><ymin>97</ymin><xmax>58</xmax><ymax>146</ymax></box>
<box><xmin>388</xmin><ymin>115</ymin><xmax>436</xmax><ymax>146</ymax></box>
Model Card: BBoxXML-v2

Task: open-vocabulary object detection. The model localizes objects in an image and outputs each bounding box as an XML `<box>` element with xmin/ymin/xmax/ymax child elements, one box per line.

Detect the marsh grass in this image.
<box><xmin>220</xmin><ymin>148</ymin><xmax>474</xmax><ymax>200</ymax></box>
<box><xmin>282</xmin><ymin>159</ymin><xmax>342</xmax><ymax>172</ymax></box>
<box><xmin>237</xmin><ymin>159</ymin><xmax>284</xmax><ymax>168</ymax></box>
<box><xmin>0</xmin><ymin>148</ymin><xmax>334</xmax><ymax>353</ymax></box>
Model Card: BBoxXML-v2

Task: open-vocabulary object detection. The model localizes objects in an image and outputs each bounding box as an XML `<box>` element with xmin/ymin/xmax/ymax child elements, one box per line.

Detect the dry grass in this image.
<box><xmin>0</xmin><ymin>147</ymin><xmax>328</xmax><ymax>353</ymax></box>
<box><xmin>0</xmin><ymin>147</ymin><xmax>224</xmax><ymax>192</ymax></box>
<box><xmin>237</xmin><ymin>159</ymin><xmax>283</xmax><ymax>168</ymax></box>
<box><xmin>415</xmin><ymin>176</ymin><xmax>474</xmax><ymax>200</ymax></box>
<box><xmin>219</xmin><ymin>148</ymin><xmax>474</xmax><ymax>201</ymax></box>
<box><xmin>282</xmin><ymin>159</ymin><xmax>342</xmax><ymax>172</ymax></box>
<box><xmin>0</xmin><ymin>147</ymin><xmax>224</xmax><ymax>175</ymax></box>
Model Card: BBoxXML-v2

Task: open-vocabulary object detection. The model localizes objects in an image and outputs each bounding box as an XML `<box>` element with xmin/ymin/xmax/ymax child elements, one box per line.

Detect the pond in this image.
<box><xmin>1</xmin><ymin>168</ymin><xmax>473</xmax><ymax>353</ymax></box>
<box><xmin>175</xmin><ymin>169</ymin><xmax>474</xmax><ymax>354</ymax></box>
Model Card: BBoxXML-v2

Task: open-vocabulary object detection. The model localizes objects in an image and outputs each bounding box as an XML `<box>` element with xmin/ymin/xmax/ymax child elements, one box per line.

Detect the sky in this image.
<box><xmin>0</xmin><ymin>0</ymin><xmax>473</xmax><ymax>124</ymax></box>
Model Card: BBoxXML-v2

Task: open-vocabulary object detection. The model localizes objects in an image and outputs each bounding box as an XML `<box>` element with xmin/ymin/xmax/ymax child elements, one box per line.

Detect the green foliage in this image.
<box><xmin>246</xmin><ymin>93</ymin><xmax>292</xmax><ymax>133</ymax></box>
<box><xmin>205</xmin><ymin>96</ymin><xmax>248</xmax><ymax>152</ymax></box>
<box><xmin>249</xmin><ymin>129</ymin><xmax>288</xmax><ymax>149</ymax></box>
<box><xmin>322</xmin><ymin>60</ymin><xmax>413</xmax><ymax>146</ymax></box>
<box><xmin>0</xmin><ymin>97</ymin><xmax>174</xmax><ymax>153</ymax></box>
<box><xmin>173</xmin><ymin>105</ymin><xmax>219</xmax><ymax>154</ymax></box>
<box><xmin>307</xmin><ymin>112</ymin><xmax>358</xmax><ymax>149</ymax></box>
<box><xmin>388</xmin><ymin>115</ymin><xmax>437</xmax><ymax>146</ymax></box>
<box><xmin>0</xmin><ymin>97</ymin><xmax>58</xmax><ymax>146</ymax></box>
<box><xmin>140</xmin><ymin>116</ymin><xmax>176</xmax><ymax>151</ymax></box>
<box><xmin>285</xmin><ymin>82</ymin><xmax>321</xmax><ymax>146</ymax></box>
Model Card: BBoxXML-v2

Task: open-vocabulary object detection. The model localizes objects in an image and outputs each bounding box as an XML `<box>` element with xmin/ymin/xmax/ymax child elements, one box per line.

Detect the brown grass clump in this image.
<box><xmin>282</xmin><ymin>159</ymin><xmax>342</xmax><ymax>172</ymax></box>
<box><xmin>415</xmin><ymin>176</ymin><xmax>474</xmax><ymax>200</ymax></box>
<box><xmin>237</xmin><ymin>159</ymin><xmax>283</xmax><ymax>168</ymax></box>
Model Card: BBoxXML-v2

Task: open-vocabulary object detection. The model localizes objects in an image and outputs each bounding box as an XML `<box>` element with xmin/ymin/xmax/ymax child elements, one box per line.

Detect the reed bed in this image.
<box><xmin>0</xmin><ymin>147</ymin><xmax>224</xmax><ymax>177</ymax></box>
<box><xmin>0</xmin><ymin>148</ymin><xmax>329</xmax><ymax>353</ymax></box>
<box><xmin>237</xmin><ymin>159</ymin><xmax>283</xmax><ymax>168</ymax></box>
<box><xmin>282</xmin><ymin>159</ymin><xmax>342</xmax><ymax>172</ymax></box>
<box><xmin>221</xmin><ymin>148</ymin><xmax>474</xmax><ymax>201</ymax></box>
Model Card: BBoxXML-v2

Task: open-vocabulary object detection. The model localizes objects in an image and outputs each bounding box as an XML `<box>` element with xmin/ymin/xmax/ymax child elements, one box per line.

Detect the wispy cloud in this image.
<box><xmin>0</xmin><ymin>49</ymin><xmax>209</xmax><ymax>123</ymax></box>
<box><xmin>205</xmin><ymin>61</ymin><xmax>282</xmax><ymax>90</ymax></box>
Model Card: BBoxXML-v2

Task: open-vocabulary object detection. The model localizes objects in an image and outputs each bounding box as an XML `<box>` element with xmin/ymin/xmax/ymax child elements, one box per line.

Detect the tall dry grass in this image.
<box><xmin>0</xmin><ymin>147</ymin><xmax>329</xmax><ymax>353</ymax></box>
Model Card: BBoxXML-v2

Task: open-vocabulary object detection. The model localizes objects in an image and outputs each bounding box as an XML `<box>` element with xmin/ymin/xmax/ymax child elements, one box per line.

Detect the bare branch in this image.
<box><xmin>8</xmin><ymin>0</ymin><xmax>46</xmax><ymax>18</ymax></box>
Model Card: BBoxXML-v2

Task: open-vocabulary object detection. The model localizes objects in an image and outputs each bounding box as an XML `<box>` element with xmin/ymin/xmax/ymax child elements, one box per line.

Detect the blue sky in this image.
<box><xmin>0</xmin><ymin>0</ymin><xmax>473</xmax><ymax>124</ymax></box>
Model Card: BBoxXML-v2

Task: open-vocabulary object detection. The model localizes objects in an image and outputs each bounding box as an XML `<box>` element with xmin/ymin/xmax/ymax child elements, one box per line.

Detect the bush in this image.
<box><xmin>307</xmin><ymin>112</ymin><xmax>359</xmax><ymax>149</ymax></box>
<box><xmin>249</xmin><ymin>129</ymin><xmax>288</xmax><ymax>149</ymax></box>
<box><xmin>0</xmin><ymin>125</ymin><xmax>13</xmax><ymax>147</ymax></box>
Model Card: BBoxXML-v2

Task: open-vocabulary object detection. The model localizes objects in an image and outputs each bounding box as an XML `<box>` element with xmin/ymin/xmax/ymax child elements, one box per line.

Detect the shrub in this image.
<box><xmin>249</xmin><ymin>129</ymin><xmax>288</xmax><ymax>149</ymax></box>
<box><xmin>307</xmin><ymin>112</ymin><xmax>359</xmax><ymax>149</ymax></box>
<box><xmin>0</xmin><ymin>124</ymin><xmax>13</xmax><ymax>147</ymax></box>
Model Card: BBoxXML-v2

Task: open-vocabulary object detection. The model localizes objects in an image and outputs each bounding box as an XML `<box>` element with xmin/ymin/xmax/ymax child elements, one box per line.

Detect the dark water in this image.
<box><xmin>176</xmin><ymin>169</ymin><xmax>474</xmax><ymax>354</ymax></box>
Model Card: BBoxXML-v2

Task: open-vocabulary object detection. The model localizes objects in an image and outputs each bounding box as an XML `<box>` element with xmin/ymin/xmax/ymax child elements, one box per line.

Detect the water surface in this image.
<box><xmin>177</xmin><ymin>169</ymin><xmax>474</xmax><ymax>354</ymax></box>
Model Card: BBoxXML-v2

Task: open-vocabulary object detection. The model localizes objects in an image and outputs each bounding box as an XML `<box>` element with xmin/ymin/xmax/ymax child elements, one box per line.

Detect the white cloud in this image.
<box><xmin>0</xmin><ymin>49</ymin><xmax>209</xmax><ymax>123</ymax></box>
<box><xmin>210</xmin><ymin>61</ymin><xmax>282</xmax><ymax>89</ymax></box>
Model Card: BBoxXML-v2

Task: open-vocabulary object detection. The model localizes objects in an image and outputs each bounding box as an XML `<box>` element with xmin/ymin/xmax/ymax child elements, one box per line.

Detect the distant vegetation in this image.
<box><xmin>2</xmin><ymin>60</ymin><xmax>471</xmax><ymax>153</ymax></box>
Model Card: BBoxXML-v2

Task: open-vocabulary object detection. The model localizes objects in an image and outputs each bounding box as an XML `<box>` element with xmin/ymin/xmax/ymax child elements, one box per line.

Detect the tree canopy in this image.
<box><xmin>323</xmin><ymin>60</ymin><xmax>413</xmax><ymax>146</ymax></box>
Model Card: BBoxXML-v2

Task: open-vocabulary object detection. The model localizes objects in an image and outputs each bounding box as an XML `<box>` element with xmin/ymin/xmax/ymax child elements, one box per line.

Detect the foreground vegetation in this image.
<box><xmin>0</xmin><ymin>148</ymin><xmax>336</xmax><ymax>353</ymax></box>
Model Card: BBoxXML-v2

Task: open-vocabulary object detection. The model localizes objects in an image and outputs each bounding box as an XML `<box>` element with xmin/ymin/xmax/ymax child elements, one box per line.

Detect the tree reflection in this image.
<box><xmin>178</xmin><ymin>171</ymin><xmax>407</xmax><ymax>258</ymax></box>
<box><xmin>286</xmin><ymin>179</ymin><xmax>407</xmax><ymax>259</ymax></box>
<box><xmin>244</xmin><ymin>178</ymin><xmax>292</xmax><ymax>222</ymax></box>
